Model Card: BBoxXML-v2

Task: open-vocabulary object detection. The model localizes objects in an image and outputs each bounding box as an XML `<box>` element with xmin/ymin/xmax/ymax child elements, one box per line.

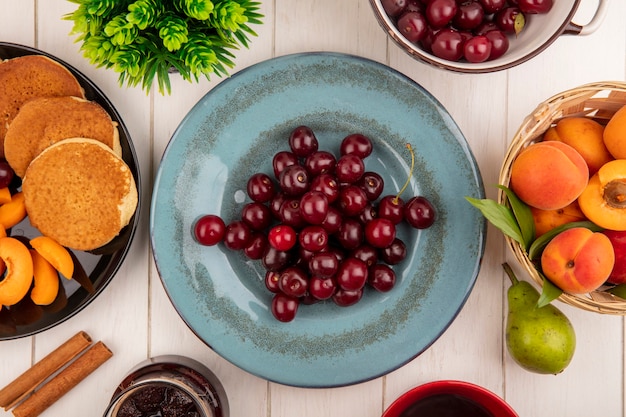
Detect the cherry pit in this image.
<box><xmin>193</xmin><ymin>126</ymin><xmax>436</xmax><ymax>322</ymax></box>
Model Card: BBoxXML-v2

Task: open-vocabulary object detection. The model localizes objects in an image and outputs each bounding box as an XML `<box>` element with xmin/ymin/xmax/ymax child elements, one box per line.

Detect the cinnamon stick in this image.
<box><xmin>12</xmin><ymin>341</ymin><xmax>113</xmax><ymax>417</ymax></box>
<box><xmin>0</xmin><ymin>331</ymin><xmax>92</xmax><ymax>410</ymax></box>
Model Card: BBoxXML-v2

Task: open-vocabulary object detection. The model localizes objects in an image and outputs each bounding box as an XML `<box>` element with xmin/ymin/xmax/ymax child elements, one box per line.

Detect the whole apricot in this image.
<box><xmin>510</xmin><ymin>141</ymin><xmax>589</xmax><ymax>210</ymax></box>
<box><xmin>578</xmin><ymin>159</ymin><xmax>626</xmax><ymax>231</ymax></box>
<box><xmin>530</xmin><ymin>200</ymin><xmax>587</xmax><ymax>238</ymax></box>
<box><xmin>543</xmin><ymin>117</ymin><xmax>613</xmax><ymax>174</ymax></box>
<box><xmin>541</xmin><ymin>227</ymin><xmax>614</xmax><ymax>294</ymax></box>
<box><xmin>604</xmin><ymin>104</ymin><xmax>626</xmax><ymax>159</ymax></box>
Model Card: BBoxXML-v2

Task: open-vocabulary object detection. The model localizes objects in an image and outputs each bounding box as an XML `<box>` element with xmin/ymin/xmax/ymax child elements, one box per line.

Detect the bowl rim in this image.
<box><xmin>383</xmin><ymin>380</ymin><xmax>518</xmax><ymax>417</ymax></box>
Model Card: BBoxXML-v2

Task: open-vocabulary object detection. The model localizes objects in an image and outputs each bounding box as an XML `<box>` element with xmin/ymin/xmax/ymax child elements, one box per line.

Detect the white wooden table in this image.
<box><xmin>1</xmin><ymin>1</ymin><xmax>625</xmax><ymax>416</ymax></box>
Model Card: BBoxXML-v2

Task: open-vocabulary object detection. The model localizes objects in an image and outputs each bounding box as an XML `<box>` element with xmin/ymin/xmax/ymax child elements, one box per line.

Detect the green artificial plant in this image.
<box><xmin>64</xmin><ymin>0</ymin><xmax>263</xmax><ymax>94</ymax></box>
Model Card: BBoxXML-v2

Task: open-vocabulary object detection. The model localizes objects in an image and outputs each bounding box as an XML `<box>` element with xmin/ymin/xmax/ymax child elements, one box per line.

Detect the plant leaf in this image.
<box><xmin>537</xmin><ymin>272</ymin><xmax>563</xmax><ymax>308</ymax></box>
<box><xmin>607</xmin><ymin>284</ymin><xmax>626</xmax><ymax>300</ymax></box>
<box><xmin>528</xmin><ymin>220</ymin><xmax>604</xmax><ymax>260</ymax></box>
<box><xmin>496</xmin><ymin>185</ymin><xmax>534</xmax><ymax>251</ymax></box>
<box><xmin>465</xmin><ymin>196</ymin><xmax>524</xmax><ymax>245</ymax></box>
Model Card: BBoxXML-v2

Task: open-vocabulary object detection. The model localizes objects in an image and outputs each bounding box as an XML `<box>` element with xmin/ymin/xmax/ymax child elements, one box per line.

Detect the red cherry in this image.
<box><xmin>273</xmin><ymin>151</ymin><xmax>299</xmax><ymax>179</ymax></box>
<box><xmin>365</xmin><ymin>218</ymin><xmax>396</xmax><ymax>248</ymax></box>
<box><xmin>268</xmin><ymin>224</ymin><xmax>297</xmax><ymax>251</ymax></box>
<box><xmin>485</xmin><ymin>30</ymin><xmax>509</xmax><ymax>60</ymax></box>
<box><xmin>193</xmin><ymin>215</ymin><xmax>226</xmax><ymax>246</ymax></box>
<box><xmin>464</xmin><ymin>35</ymin><xmax>492</xmax><ymax>63</ymax></box>
<box><xmin>244</xmin><ymin>233</ymin><xmax>268</xmax><ymax>259</ymax></box>
<box><xmin>278</xmin><ymin>267</ymin><xmax>309</xmax><ymax>297</ymax></box>
<box><xmin>271</xmin><ymin>293</ymin><xmax>299</xmax><ymax>322</ymax></box>
<box><xmin>404</xmin><ymin>196</ymin><xmax>436</xmax><ymax>229</ymax></box>
<box><xmin>309</xmin><ymin>276</ymin><xmax>337</xmax><ymax>300</ymax></box>
<box><xmin>224</xmin><ymin>220</ymin><xmax>252</xmax><ymax>250</ymax></box>
<box><xmin>378</xmin><ymin>195</ymin><xmax>405</xmax><ymax>224</ymax></box>
<box><xmin>336</xmin><ymin>257</ymin><xmax>368</xmax><ymax>291</ymax></box>
<box><xmin>289</xmin><ymin>125</ymin><xmax>319</xmax><ymax>157</ymax></box>
<box><xmin>247</xmin><ymin>173</ymin><xmax>276</xmax><ymax>203</ymax></box>
<box><xmin>332</xmin><ymin>288</ymin><xmax>363</xmax><ymax>307</ymax></box>
<box><xmin>299</xmin><ymin>190</ymin><xmax>329</xmax><ymax>224</ymax></box>
<box><xmin>517</xmin><ymin>0</ymin><xmax>552</xmax><ymax>14</ymax></box>
<box><xmin>265</xmin><ymin>270</ymin><xmax>281</xmax><ymax>293</ymax></box>
<box><xmin>340</xmin><ymin>133</ymin><xmax>373</xmax><ymax>158</ymax></box>
<box><xmin>368</xmin><ymin>264</ymin><xmax>396</xmax><ymax>292</ymax></box>
<box><xmin>335</xmin><ymin>154</ymin><xmax>365</xmax><ymax>183</ymax></box>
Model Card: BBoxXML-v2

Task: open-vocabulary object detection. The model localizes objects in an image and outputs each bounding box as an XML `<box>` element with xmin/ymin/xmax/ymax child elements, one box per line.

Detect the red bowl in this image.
<box><xmin>383</xmin><ymin>380</ymin><xmax>518</xmax><ymax>417</ymax></box>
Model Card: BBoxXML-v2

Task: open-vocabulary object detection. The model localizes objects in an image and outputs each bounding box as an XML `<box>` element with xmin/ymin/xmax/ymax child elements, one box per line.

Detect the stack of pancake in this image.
<box><xmin>0</xmin><ymin>54</ymin><xmax>138</xmax><ymax>251</ymax></box>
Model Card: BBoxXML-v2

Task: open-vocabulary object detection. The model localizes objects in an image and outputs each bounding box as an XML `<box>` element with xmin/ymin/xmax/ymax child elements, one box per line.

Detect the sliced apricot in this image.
<box><xmin>579</xmin><ymin>159</ymin><xmax>626</xmax><ymax>231</ymax></box>
<box><xmin>42</xmin><ymin>283</ymin><xmax>67</xmax><ymax>313</ymax></box>
<box><xmin>0</xmin><ymin>237</ymin><xmax>34</xmax><ymax>306</ymax></box>
<box><xmin>0</xmin><ymin>191</ymin><xmax>26</xmax><ymax>229</ymax></box>
<box><xmin>29</xmin><ymin>249</ymin><xmax>60</xmax><ymax>306</ymax></box>
<box><xmin>29</xmin><ymin>236</ymin><xmax>74</xmax><ymax>279</ymax></box>
<box><xmin>0</xmin><ymin>187</ymin><xmax>11</xmax><ymax>204</ymax></box>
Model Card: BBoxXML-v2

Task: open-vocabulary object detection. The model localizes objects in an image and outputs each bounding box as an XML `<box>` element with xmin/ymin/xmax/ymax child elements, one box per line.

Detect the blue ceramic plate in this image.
<box><xmin>150</xmin><ymin>52</ymin><xmax>485</xmax><ymax>387</ymax></box>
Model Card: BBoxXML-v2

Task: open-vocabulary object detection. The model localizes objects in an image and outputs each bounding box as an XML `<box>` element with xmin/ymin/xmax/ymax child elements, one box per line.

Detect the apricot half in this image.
<box><xmin>510</xmin><ymin>141</ymin><xmax>589</xmax><ymax>210</ymax></box>
<box><xmin>29</xmin><ymin>249</ymin><xmax>60</xmax><ymax>305</ymax></box>
<box><xmin>0</xmin><ymin>237</ymin><xmax>34</xmax><ymax>306</ymax></box>
<box><xmin>541</xmin><ymin>227</ymin><xmax>614</xmax><ymax>294</ymax></box>
<box><xmin>579</xmin><ymin>159</ymin><xmax>626</xmax><ymax>231</ymax></box>
<box><xmin>30</xmin><ymin>236</ymin><xmax>74</xmax><ymax>279</ymax></box>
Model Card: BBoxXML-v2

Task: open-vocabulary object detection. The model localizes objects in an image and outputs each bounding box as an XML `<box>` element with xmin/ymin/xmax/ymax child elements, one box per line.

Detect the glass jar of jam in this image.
<box><xmin>102</xmin><ymin>355</ymin><xmax>228</xmax><ymax>417</ymax></box>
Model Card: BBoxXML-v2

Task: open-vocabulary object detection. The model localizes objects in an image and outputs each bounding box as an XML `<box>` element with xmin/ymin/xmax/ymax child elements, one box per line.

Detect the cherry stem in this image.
<box><xmin>394</xmin><ymin>143</ymin><xmax>415</xmax><ymax>203</ymax></box>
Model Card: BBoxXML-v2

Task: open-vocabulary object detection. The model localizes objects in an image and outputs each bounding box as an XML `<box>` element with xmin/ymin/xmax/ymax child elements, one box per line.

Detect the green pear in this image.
<box><xmin>503</xmin><ymin>263</ymin><xmax>576</xmax><ymax>375</ymax></box>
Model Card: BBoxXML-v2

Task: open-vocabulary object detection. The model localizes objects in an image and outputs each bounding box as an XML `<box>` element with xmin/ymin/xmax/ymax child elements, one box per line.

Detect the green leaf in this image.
<box><xmin>465</xmin><ymin>196</ymin><xmax>525</xmax><ymax>245</ymax></box>
<box><xmin>607</xmin><ymin>284</ymin><xmax>626</xmax><ymax>300</ymax></box>
<box><xmin>528</xmin><ymin>221</ymin><xmax>604</xmax><ymax>260</ymax></box>
<box><xmin>496</xmin><ymin>185</ymin><xmax>534</xmax><ymax>251</ymax></box>
<box><xmin>514</xmin><ymin>11</ymin><xmax>525</xmax><ymax>36</ymax></box>
<box><xmin>537</xmin><ymin>272</ymin><xmax>563</xmax><ymax>308</ymax></box>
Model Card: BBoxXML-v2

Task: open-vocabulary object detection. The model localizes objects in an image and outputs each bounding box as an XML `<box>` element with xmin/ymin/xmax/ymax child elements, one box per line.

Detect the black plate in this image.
<box><xmin>0</xmin><ymin>42</ymin><xmax>141</xmax><ymax>340</ymax></box>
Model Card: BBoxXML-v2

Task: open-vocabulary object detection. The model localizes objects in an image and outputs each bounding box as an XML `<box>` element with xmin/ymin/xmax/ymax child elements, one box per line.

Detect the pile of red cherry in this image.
<box><xmin>193</xmin><ymin>126</ymin><xmax>436</xmax><ymax>322</ymax></box>
<box><xmin>382</xmin><ymin>0</ymin><xmax>553</xmax><ymax>63</ymax></box>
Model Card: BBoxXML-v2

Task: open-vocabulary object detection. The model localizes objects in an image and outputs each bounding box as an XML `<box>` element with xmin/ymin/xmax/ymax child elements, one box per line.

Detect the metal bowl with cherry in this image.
<box><xmin>369</xmin><ymin>0</ymin><xmax>608</xmax><ymax>73</ymax></box>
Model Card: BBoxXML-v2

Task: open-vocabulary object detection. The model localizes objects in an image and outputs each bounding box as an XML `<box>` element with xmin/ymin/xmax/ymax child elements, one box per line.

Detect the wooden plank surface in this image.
<box><xmin>1</xmin><ymin>1</ymin><xmax>625</xmax><ymax>416</ymax></box>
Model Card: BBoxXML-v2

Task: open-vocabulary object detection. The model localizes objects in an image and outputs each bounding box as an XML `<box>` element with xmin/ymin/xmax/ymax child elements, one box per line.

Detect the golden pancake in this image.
<box><xmin>4</xmin><ymin>96</ymin><xmax>121</xmax><ymax>177</ymax></box>
<box><xmin>22</xmin><ymin>138</ymin><xmax>138</xmax><ymax>251</ymax></box>
<box><xmin>0</xmin><ymin>55</ymin><xmax>85</xmax><ymax>157</ymax></box>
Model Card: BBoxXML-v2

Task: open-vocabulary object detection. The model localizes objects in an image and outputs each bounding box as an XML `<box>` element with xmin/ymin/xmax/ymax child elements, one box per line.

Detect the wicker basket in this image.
<box><xmin>498</xmin><ymin>81</ymin><xmax>626</xmax><ymax>314</ymax></box>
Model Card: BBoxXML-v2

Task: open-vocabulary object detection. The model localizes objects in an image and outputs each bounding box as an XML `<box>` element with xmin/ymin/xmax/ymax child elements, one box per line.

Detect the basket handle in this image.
<box><xmin>562</xmin><ymin>0</ymin><xmax>609</xmax><ymax>36</ymax></box>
